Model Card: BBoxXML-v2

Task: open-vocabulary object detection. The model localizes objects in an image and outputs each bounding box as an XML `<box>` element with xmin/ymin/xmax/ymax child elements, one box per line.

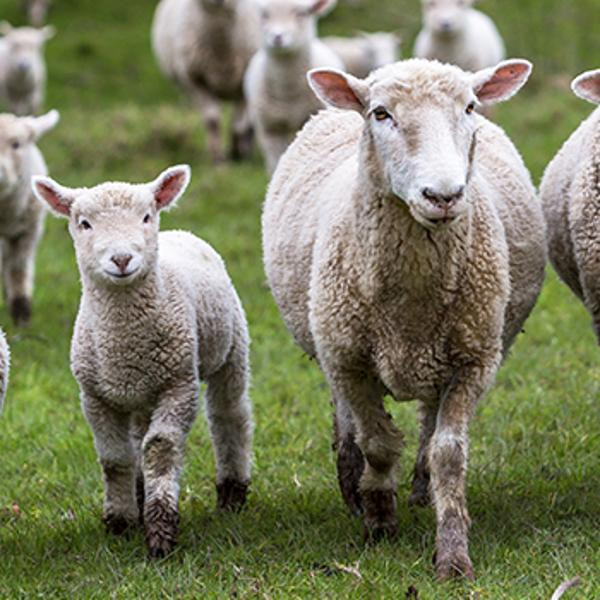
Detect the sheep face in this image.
<box><xmin>420</xmin><ymin>0</ymin><xmax>474</xmax><ymax>37</ymax></box>
<box><xmin>32</xmin><ymin>165</ymin><xmax>191</xmax><ymax>288</ymax></box>
<box><xmin>258</xmin><ymin>0</ymin><xmax>335</xmax><ymax>55</ymax></box>
<box><xmin>0</xmin><ymin>110</ymin><xmax>58</xmax><ymax>197</ymax></box>
<box><xmin>0</xmin><ymin>24</ymin><xmax>54</xmax><ymax>92</ymax></box>
<box><xmin>308</xmin><ymin>59</ymin><xmax>532</xmax><ymax>230</ymax></box>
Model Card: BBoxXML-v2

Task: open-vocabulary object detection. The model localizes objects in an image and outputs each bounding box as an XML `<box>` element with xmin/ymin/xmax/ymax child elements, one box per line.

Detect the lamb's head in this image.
<box><xmin>420</xmin><ymin>0</ymin><xmax>474</xmax><ymax>37</ymax></box>
<box><xmin>571</xmin><ymin>68</ymin><xmax>600</xmax><ymax>105</ymax></box>
<box><xmin>258</xmin><ymin>0</ymin><xmax>335</xmax><ymax>55</ymax></box>
<box><xmin>32</xmin><ymin>165</ymin><xmax>191</xmax><ymax>288</ymax></box>
<box><xmin>0</xmin><ymin>110</ymin><xmax>59</xmax><ymax>197</ymax></box>
<box><xmin>308</xmin><ymin>58</ymin><xmax>532</xmax><ymax>230</ymax></box>
<box><xmin>0</xmin><ymin>22</ymin><xmax>54</xmax><ymax>88</ymax></box>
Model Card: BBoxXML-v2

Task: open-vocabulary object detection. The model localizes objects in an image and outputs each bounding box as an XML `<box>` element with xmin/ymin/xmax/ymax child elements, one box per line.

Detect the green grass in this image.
<box><xmin>0</xmin><ymin>0</ymin><xmax>599</xmax><ymax>597</ymax></box>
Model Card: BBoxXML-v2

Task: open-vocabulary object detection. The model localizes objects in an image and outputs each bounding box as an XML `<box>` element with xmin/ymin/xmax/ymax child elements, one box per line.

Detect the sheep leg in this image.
<box><xmin>408</xmin><ymin>400</ymin><xmax>437</xmax><ymax>507</ymax></box>
<box><xmin>189</xmin><ymin>87</ymin><xmax>224</xmax><ymax>164</ymax></box>
<box><xmin>230</xmin><ymin>100</ymin><xmax>254</xmax><ymax>161</ymax></box>
<box><xmin>259</xmin><ymin>131</ymin><xmax>294</xmax><ymax>175</ymax></box>
<box><xmin>82</xmin><ymin>395</ymin><xmax>138</xmax><ymax>534</ymax></box>
<box><xmin>2</xmin><ymin>228</ymin><xmax>39</xmax><ymax>326</ymax></box>
<box><xmin>205</xmin><ymin>344</ymin><xmax>253</xmax><ymax>512</ymax></box>
<box><xmin>142</xmin><ymin>383</ymin><xmax>199</xmax><ymax>558</ymax></box>
<box><xmin>332</xmin><ymin>393</ymin><xmax>364</xmax><ymax>516</ymax></box>
<box><xmin>130</xmin><ymin>411</ymin><xmax>151</xmax><ymax>524</ymax></box>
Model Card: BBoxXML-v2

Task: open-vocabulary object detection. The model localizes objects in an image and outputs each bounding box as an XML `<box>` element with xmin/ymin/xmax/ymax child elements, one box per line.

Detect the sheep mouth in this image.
<box><xmin>104</xmin><ymin>268</ymin><xmax>140</xmax><ymax>280</ymax></box>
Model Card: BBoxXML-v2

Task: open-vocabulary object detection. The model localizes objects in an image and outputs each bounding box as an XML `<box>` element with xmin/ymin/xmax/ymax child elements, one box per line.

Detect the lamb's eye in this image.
<box><xmin>79</xmin><ymin>219</ymin><xmax>92</xmax><ymax>230</ymax></box>
<box><xmin>143</xmin><ymin>213</ymin><xmax>151</xmax><ymax>224</ymax></box>
<box><xmin>373</xmin><ymin>107</ymin><xmax>391</xmax><ymax>121</ymax></box>
<box><xmin>11</xmin><ymin>140</ymin><xmax>20</xmax><ymax>150</ymax></box>
<box><xmin>466</xmin><ymin>102</ymin><xmax>475</xmax><ymax>115</ymax></box>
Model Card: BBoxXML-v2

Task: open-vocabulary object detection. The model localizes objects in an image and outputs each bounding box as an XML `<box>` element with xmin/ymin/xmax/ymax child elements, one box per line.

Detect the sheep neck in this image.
<box><xmin>265</xmin><ymin>47</ymin><xmax>312</xmax><ymax>101</ymax></box>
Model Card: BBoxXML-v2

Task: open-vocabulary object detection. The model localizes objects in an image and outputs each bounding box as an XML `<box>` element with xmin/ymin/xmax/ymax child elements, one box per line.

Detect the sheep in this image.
<box><xmin>151</xmin><ymin>0</ymin><xmax>261</xmax><ymax>163</ymax></box>
<box><xmin>22</xmin><ymin>0</ymin><xmax>52</xmax><ymax>27</ymax></box>
<box><xmin>262</xmin><ymin>58</ymin><xmax>545</xmax><ymax>579</ymax></box>
<box><xmin>540</xmin><ymin>68</ymin><xmax>600</xmax><ymax>341</ymax></box>
<box><xmin>323</xmin><ymin>32</ymin><xmax>401</xmax><ymax>79</ymax></box>
<box><xmin>0</xmin><ymin>109</ymin><xmax>58</xmax><ymax>325</ymax></box>
<box><xmin>32</xmin><ymin>165</ymin><xmax>253</xmax><ymax>558</ymax></box>
<box><xmin>0</xmin><ymin>329</ymin><xmax>9</xmax><ymax>410</ymax></box>
<box><xmin>243</xmin><ymin>0</ymin><xmax>343</xmax><ymax>173</ymax></box>
<box><xmin>413</xmin><ymin>0</ymin><xmax>504</xmax><ymax>73</ymax></box>
<box><xmin>0</xmin><ymin>22</ymin><xmax>54</xmax><ymax>116</ymax></box>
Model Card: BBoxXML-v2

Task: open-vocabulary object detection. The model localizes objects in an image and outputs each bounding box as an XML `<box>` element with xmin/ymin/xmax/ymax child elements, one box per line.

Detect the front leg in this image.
<box><xmin>82</xmin><ymin>394</ymin><xmax>137</xmax><ymax>534</ymax></box>
<box><xmin>141</xmin><ymin>381</ymin><xmax>199</xmax><ymax>558</ymax></box>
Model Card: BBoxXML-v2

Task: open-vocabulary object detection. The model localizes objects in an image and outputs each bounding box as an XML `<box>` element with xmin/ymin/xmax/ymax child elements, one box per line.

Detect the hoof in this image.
<box><xmin>363</xmin><ymin>520</ymin><xmax>398</xmax><ymax>544</ymax></box>
<box><xmin>10</xmin><ymin>296</ymin><xmax>31</xmax><ymax>326</ymax></box>
<box><xmin>361</xmin><ymin>488</ymin><xmax>398</xmax><ymax>543</ymax></box>
<box><xmin>144</xmin><ymin>499</ymin><xmax>179</xmax><ymax>559</ymax></box>
<box><xmin>408</xmin><ymin>483</ymin><xmax>430</xmax><ymax>507</ymax></box>
<box><xmin>435</xmin><ymin>550</ymin><xmax>475</xmax><ymax>581</ymax></box>
<box><xmin>103</xmin><ymin>512</ymin><xmax>136</xmax><ymax>536</ymax></box>
<box><xmin>216</xmin><ymin>478</ymin><xmax>249</xmax><ymax>512</ymax></box>
<box><xmin>337</xmin><ymin>436</ymin><xmax>364</xmax><ymax>516</ymax></box>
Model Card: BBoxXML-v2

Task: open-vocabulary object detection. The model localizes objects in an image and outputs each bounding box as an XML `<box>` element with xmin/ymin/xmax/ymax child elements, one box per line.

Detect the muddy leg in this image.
<box><xmin>409</xmin><ymin>401</ymin><xmax>437</xmax><ymax>507</ymax></box>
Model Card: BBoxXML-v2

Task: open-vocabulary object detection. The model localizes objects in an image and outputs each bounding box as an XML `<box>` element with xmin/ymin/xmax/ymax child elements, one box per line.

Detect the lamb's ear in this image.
<box><xmin>305</xmin><ymin>0</ymin><xmax>336</xmax><ymax>17</ymax></box>
<box><xmin>25</xmin><ymin>109</ymin><xmax>59</xmax><ymax>140</ymax></box>
<box><xmin>31</xmin><ymin>176</ymin><xmax>75</xmax><ymax>217</ymax></box>
<box><xmin>0</xmin><ymin>21</ymin><xmax>12</xmax><ymax>36</ymax></box>
<box><xmin>571</xmin><ymin>69</ymin><xmax>600</xmax><ymax>105</ymax></box>
<box><xmin>307</xmin><ymin>69</ymin><xmax>369</xmax><ymax>113</ymax></box>
<box><xmin>149</xmin><ymin>164</ymin><xmax>191</xmax><ymax>210</ymax></box>
<box><xmin>471</xmin><ymin>59</ymin><xmax>532</xmax><ymax>106</ymax></box>
<box><xmin>40</xmin><ymin>25</ymin><xmax>56</xmax><ymax>41</ymax></box>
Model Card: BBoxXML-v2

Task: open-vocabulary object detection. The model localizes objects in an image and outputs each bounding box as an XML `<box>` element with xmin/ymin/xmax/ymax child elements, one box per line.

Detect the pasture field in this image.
<box><xmin>0</xmin><ymin>0</ymin><xmax>598</xmax><ymax>597</ymax></box>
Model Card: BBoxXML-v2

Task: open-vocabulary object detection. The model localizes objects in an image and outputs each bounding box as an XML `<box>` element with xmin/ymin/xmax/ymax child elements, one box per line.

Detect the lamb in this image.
<box><xmin>0</xmin><ymin>22</ymin><xmax>55</xmax><ymax>116</ymax></box>
<box><xmin>262</xmin><ymin>58</ymin><xmax>545</xmax><ymax>579</ymax></box>
<box><xmin>243</xmin><ymin>0</ymin><xmax>343</xmax><ymax>173</ymax></box>
<box><xmin>0</xmin><ymin>109</ymin><xmax>59</xmax><ymax>325</ymax></box>
<box><xmin>540</xmin><ymin>68</ymin><xmax>600</xmax><ymax>341</ymax></box>
<box><xmin>31</xmin><ymin>165</ymin><xmax>253</xmax><ymax>558</ymax></box>
<box><xmin>0</xmin><ymin>329</ymin><xmax>9</xmax><ymax>410</ymax></box>
<box><xmin>151</xmin><ymin>0</ymin><xmax>261</xmax><ymax>163</ymax></box>
<box><xmin>323</xmin><ymin>32</ymin><xmax>400</xmax><ymax>79</ymax></box>
<box><xmin>413</xmin><ymin>0</ymin><xmax>504</xmax><ymax>72</ymax></box>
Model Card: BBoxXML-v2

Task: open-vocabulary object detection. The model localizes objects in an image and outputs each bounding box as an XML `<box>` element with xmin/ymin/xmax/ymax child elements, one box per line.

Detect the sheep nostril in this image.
<box><xmin>111</xmin><ymin>254</ymin><xmax>133</xmax><ymax>273</ymax></box>
<box><xmin>422</xmin><ymin>185</ymin><xmax>464</xmax><ymax>205</ymax></box>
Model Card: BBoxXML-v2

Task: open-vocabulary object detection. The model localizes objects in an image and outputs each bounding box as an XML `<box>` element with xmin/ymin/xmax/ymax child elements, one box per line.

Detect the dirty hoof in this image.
<box><xmin>144</xmin><ymin>499</ymin><xmax>179</xmax><ymax>559</ymax></box>
<box><xmin>337</xmin><ymin>436</ymin><xmax>364</xmax><ymax>516</ymax></box>
<box><xmin>103</xmin><ymin>512</ymin><xmax>136</xmax><ymax>536</ymax></box>
<box><xmin>11</xmin><ymin>296</ymin><xmax>31</xmax><ymax>326</ymax></box>
<box><xmin>435</xmin><ymin>550</ymin><xmax>475</xmax><ymax>581</ymax></box>
<box><xmin>408</xmin><ymin>486</ymin><xmax>430</xmax><ymax>508</ymax></box>
<box><xmin>361</xmin><ymin>488</ymin><xmax>398</xmax><ymax>543</ymax></box>
<box><xmin>216</xmin><ymin>478</ymin><xmax>249</xmax><ymax>512</ymax></box>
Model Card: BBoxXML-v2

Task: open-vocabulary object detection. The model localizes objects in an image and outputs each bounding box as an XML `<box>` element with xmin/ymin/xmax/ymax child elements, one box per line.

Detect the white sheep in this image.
<box><xmin>413</xmin><ymin>0</ymin><xmax>504</xmax><ymax>72</ymax></box>
<box><xmin>243</xmin><ymin>0</ymin><xmax>343</xmax><ymax>173</ymax></box>
<box><xmin>152</xmin><ymin>0</ymin><xmax>261</xmax><ymax>163</ymax></box>
<box><xmin>540</xmin><ymin>68</ymin><xmax>600</xmax><ymax>341</ymax></box>
<box><xmin>0</xmin><ymin>22</ymin><xmax>54</xmax><ymax>116</ymax></box>
<box><xmin>0</xmin><ymin>109</ymin><xmax>58</xmax><ymax>325</ymax></box>
<box><xmin>323</xmin><ymin>32</ymin><xmax>401</xmax><ymax>79</ymax></box>
<box><xmin>32</xmin><ymin>165</ymin><xmax>253</xmax><ymax>558</ymax></box>
<box><xmin>263</xmin><ymin>58</ymin><xmax>545</xmax><ymax>579</ymax></box>
<box><xmin>0</xmin><ymin>329</ymin><xmax>9</xmax><ymax>410</ymax></box>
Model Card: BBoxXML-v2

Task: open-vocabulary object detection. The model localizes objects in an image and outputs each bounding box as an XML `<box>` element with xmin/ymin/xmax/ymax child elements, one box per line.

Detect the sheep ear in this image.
<box><xmin>471</xmin><ymin>59</ymin><xmax>532</xmax><ymax>106</ymax></box>
<box><xmin>149</xmin><ymin>165</ymin><xmax>191</xmax><ymax>210</ymax></box>
<box><xmin>31</xmin><ymin>176</ymin><xmax>74</xmax><ymax>217</ymax></box>
<box><xmin>0</xmin><ymin>21</ymin><xmax>12</xmax><ymax>36</ymax></box>
<box><xmin>305</xmin><ymin>0</ymin><xmax>336</xmax><ymax>16</ymax></box>
<box><xmin>307</xmin><ymin>69</ymin><xmax>369</xmax><ymax>113</ymax></box>
<box><xmin>25</xmin><ymin>109</ymin><xmax>59</xmax><ymax>140</ymax></box>
<box><xmin>571</xmin><ymin>69</ymin><xmax>600</xmax><ymax>105</ymax></box>
<box><xmin>41</xmin><ymin>25</ymin><xmax>56</xmax><ymax>41</ymax></box>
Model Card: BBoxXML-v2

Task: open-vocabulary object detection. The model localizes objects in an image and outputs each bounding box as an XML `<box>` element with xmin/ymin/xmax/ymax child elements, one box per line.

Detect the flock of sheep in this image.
<box><xmin>0</xmin><ymin>0</ymin><xmax>599</xmax><ymax>584</ymax></box>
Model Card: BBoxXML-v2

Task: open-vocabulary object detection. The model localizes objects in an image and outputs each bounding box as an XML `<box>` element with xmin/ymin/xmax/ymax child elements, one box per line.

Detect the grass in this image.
<box><xmin>0</xmin><ymin>0</ymin><xmax>599</xmax><ymax>597</ymax></box>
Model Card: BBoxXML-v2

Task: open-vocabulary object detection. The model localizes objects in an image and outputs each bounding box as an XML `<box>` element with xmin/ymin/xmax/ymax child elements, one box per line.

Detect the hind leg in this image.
<box><xmin>131</xmin><ymin>411</ymin><xmax>151</xmax><ymax>523</ymax></box>
<box><xmin>409</xmin><ymin>401</ymin><xmax>437</xmax><ymax>507</ymax></box>
<box><xmin>230</xmin><ymin>100</ymin><xmax>254</xmax><ymax>161</ymax></box>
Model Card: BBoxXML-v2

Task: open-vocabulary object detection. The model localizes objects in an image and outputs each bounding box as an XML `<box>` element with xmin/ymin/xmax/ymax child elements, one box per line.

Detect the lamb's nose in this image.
<box><xmin>422</xmin><ymin>185</ymin><xmax>465</xmax><ymax>206</ymax></box>
<box><xmin>111</xmin><ymin>253</ymin><xmax>132</xmax><ymax>273</ymax></box>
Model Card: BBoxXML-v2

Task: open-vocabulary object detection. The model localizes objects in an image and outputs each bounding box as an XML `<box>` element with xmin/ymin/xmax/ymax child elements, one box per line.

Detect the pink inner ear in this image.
<box><xmin>477</xmin><ymin>63</ymin><xmax>529</xmax><ymax>102</ymax></box>
<box><xmin>311</xmin><ymin>72</ymin><xmax>363</xmax><ymax>109</ymax></box>
<box><xmin>155</xmin><ymin>172</ymin><xmax>185</xmax><ymax>208</ymax></box>
<box><xmin>577</xmin><ymin>76</ymin><xmax>600</xmax><ymax>101</ymax></box>
<box><xmin>36</xmin><ymin>181</ymin><xmax>70</xmax><ymax>215</ymax></box>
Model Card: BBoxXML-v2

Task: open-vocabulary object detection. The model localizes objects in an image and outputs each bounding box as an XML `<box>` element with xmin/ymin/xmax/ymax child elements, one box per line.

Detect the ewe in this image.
<box><xmin>32</xmin><ymin>166</ymin><xmax>253</xmax><ymax>558</ymax></box>
<box><xmin>152</xmin><ymin>0</ymin><xmax>261</xmax><ymax>163</ymax></box>
<box><xmin>414</xmin><ymin>0</ymin><xmax>504</xmax><ymax>72</ymax></box>
<box><xmin>244</xmin><ymin>0</ymin><xmax>343</xmax><ymax>173</ymax></box>
<box><xmin>263</xmin><ymin>59</ymin><xmax>545</xmax><ymax>579</ymax></box>
<box><xmin>0</xmin><ymin>22</ymin><xmax>54</xmax><ymax>116</ymax></box>
<box><xmin>0</xmin><ymin>109</ymin><xmax>58</xmax><ymax>325</ymax></box>
<box><xmin>541</xmin><ymin>69</ymin><xmax>600</xmax><ymax>341</ymax></box>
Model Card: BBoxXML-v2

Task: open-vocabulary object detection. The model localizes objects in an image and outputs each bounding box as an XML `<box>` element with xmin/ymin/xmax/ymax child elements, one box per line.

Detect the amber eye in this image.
<box><xmin>80</xmin><ymin>219</ymin><xmax>92</xmax><ymax>230</ymax></box>
<box><xmin>466</xmin><ymin>102</ymin><xmax>475</xmax><ymax>115</ymax></box>
<box><xmin>373</xmin><ymin>107</ymin><xmax>391</xmax><ymax>121</ymax></box>
<box><xmin>143</xmin><ymin>213</ymin><xmax>151</xmax><ymax>224</ymax></box>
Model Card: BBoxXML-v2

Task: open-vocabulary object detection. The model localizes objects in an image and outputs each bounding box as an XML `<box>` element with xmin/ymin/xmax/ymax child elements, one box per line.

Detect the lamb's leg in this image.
<box><xmin>2</xmin><ymin>228</ymin><xmax>40</xmax><ymax>326</ymax></box>
<box><xmin>205</xmin><ymin>343</ymin><xmax>253</xmax><ymax>512</ymax></box>
<box><xmin>230</xmin><ymin>100</ymin><xmax>254</xmax><ymax>161</ymax></box>
<box><xmin>332</xmin><ymin>393</ymin><xmax>364</xmax><ymax>516</ymax></box>
<box><xmin>189</xmin><ymin>86</ymin><xmax>224</xmax><ymax>164</ymax></box>
<box><xmin>130</xmin><ymin>411</ymin><xmax>151</xmax><ymax>523</ymax></box>
<box><xmin>408</xmin><ymin>401</ymin><xmax>437</xmax><ymax>507</ymax></box>
<box><xmin>82</xmin><ymin>395</ymin><xmax>138</xmax><ymax>534</ymax></box>
<box><xmin>141</xmin><ymin>382</ymin><xmax>199</xmax><ymax>558</ymax></box>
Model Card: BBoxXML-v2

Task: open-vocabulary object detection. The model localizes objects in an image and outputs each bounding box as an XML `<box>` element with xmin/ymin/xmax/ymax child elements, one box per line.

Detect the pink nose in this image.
<box><xmin>111</xmin><ymin>253</ymin><xmax>132</xmax><ymax>273</ymax></box>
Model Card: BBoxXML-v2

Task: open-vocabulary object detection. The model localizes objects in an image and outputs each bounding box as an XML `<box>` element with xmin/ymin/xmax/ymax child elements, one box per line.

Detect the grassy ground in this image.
<box><xmin>0</xmin><ymin>0</ymin><xmax>599</xmax><ymax>597</ymax></box>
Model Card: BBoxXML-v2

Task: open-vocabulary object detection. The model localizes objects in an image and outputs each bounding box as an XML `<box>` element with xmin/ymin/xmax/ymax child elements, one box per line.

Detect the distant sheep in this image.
<box><xmin>0</xmin><ymin>109</ymin><xmax>59</xmax><ymax>325</ymax></box>
<box><xmin>0</xmin><ymin>329</ymin><xmax>9</xmax><ymax>410</ymax></box>
<box><xmin>0</xmin><ymin>22</ymin><xmax>55</xmax><ymax>116</ymax></box>
<box><xmin>244</xmin><ymin>0</ymin><xmax>343</xmax><ymax>173</ymax></box>
<box><xmin>414</xmin><ymin>0</ymin><xmax>504</xmax><ymax>72</ymax></box>
<box><xmin>32</xmin><ymin>165</ymin><xmax>253</xmax><ymax>558</ymax></box>
<box><xmin>323</xmin><ymin>32</ymin><xmax>400</xmax><ymax>79</ymax></box>
<box><xmin>22</xmin><ymin>0</ymin><xmax>52</xmax><ymax>27</ymax></box>
<box><xmin>152</xmin><ymin>0</ymin><xmax>261</xmax><ymax>163</ymax></box>
<box><xmin>541</xmin><ymin>68</ymin><xmax>600</xmax><ymax>341</ymax></box>
<box><xmin>263</xmin><ymin>59</ymin><xmax>544</xmax><ymax>579</ymax></box>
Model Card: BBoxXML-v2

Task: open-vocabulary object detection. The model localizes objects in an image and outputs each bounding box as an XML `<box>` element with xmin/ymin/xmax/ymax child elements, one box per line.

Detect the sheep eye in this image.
<box><xmin>79</xmin><ymin>219</ymin><xmax>92</xmax><ymax>230</ymax></box>
<box><xmin>143</xmin><ymin>213</ymin><xmax>151</xmax><ymax>224</ymax></box>
<box><xmin>373</xmin><ymin>107</ymin><xmax>391</xmax><ymax>121</ymax></box>
<box><xmin>466</xmin><ymin>102</ymin><xmax>475</xmax><ymax>115</ymax></box>
<box><xmin>11</xmin><ymin>140</ymin><xmax>20</xmax><ymax>150</ymax></box>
